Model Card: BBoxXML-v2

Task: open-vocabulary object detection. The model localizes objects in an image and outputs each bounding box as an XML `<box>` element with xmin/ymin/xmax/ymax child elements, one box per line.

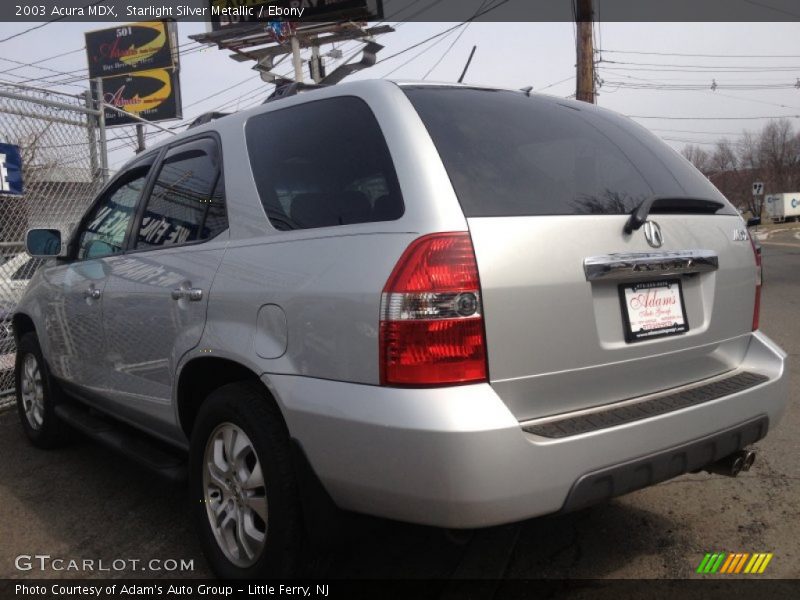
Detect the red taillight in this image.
<box><xmin>380</xmin><ymin>232</ymin><xmax>487</xmax><ymax>386</ymax></box>
<box><xmin>750</xmin><ymin>235</ymin><xmax>762</xmax><ymax>331</ymax></box>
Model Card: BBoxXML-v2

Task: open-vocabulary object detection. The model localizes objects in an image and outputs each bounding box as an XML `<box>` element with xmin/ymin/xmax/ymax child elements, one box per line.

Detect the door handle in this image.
<box><xmin>84</xmin><ymin>287</ymin><xmax>101</xmax><ymax>300</ymax></box>
<box><xmin>171</xmin><ymin>287</ymin><xmax>203</xmax><ymax>302</ymax></box>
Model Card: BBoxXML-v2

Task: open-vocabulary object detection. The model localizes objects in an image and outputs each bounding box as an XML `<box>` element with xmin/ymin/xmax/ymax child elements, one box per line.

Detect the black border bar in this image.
<box><xmin>3</xmin><ymin>579</ymin><xmax>800</xmax><ymax>600</ymax></box>
<box><xmin>2</xmin><ymin>0</ymin><xmax>800</xmax><ymax>23</ymax></box>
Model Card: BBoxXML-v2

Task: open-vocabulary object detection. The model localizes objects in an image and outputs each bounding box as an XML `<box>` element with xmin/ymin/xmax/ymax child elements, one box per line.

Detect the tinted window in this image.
<box><xmin>78</xmin><ymin>166</ymin><xmax>150</xmax><ymax>260</ymax></box>
<box><xmin>11</xmin><ymin>257</ymin><xmax>44</xmax><ymax>280</ymax></box>
<box><xmin>404</xmin><ymin>87</ymin><xmax>735</xmax><ymax>217</ymax></box>
<box><xmin>137</xmin><ymin>140</ymin><xmax>227</xmax><ymax>249</ymax></box>
<box><xmin>245</xmin><ymin>97</ymin><xmax>404</xmax><ymax>230</ymax></box>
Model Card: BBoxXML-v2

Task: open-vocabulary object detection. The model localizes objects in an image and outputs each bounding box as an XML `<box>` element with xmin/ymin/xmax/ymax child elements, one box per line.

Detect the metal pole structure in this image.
<box><xmin>291</xmin><ymin>34</ymin><xmax>304</xmax><ymax>83</ymax></box>
<box><xmin>458</xmin><ymin>46</ymin><xmax>477</xmax><ymax>84</ymax></box>
<box><xmin>94</xmin><ymin>78</ymin><xmax>109</xmax><ymax>182</ymax></box>
<box><xmin>310</xmin><ymin>43</ymin><xmax>321</xmax><ymax>83</ymax></box>
<box><xmin>575</xmin><ymin>0</ymin><xmax>595</xmax><ymax>104</ymax></box>
<box><xmin>135</xmin><ymin>124</ymin><xmax>146</xmax><ymax>154</ymax></box>
<box><xmin>84</xmin><ymin>89</ymin><xmax>99</xmax><ymax>179</ymax></box>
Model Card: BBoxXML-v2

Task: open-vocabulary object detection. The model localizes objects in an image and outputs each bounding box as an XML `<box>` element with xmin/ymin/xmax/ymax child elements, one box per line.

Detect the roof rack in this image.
<box><xmin>264</xmin><ymin>81</ymin><xmax>327</xmax><ymax>103</ymax></box>
<box><xmin>186</xmin><ymin>111</ymin><xmax>231</xmax><ymax>129</ymax></box>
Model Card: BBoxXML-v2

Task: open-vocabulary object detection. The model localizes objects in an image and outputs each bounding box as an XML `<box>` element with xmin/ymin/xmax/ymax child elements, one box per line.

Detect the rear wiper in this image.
<box><xmin>624</xmin><ymin>196</ymin><xmax>725</xmax><ymax>234</ymax></box>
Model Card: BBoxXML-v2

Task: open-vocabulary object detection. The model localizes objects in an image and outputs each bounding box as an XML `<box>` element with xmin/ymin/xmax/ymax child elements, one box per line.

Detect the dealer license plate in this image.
<box><xmin>619</xmin><ymin>279</ymin><xmax>689</xmax><ymax>343</ymax></box>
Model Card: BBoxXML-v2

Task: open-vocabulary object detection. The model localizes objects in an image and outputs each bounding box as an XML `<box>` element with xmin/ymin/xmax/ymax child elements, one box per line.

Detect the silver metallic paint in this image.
<box><xmin>13</xmin><ymin>80</ymin><xmax>790</xmax><ymax>528</ymax></box>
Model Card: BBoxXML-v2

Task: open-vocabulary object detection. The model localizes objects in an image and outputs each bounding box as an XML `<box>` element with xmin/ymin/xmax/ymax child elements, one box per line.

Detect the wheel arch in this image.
<box><xmin>11</xmin><ymin>312</ymin><xmax>36</xmax><ymax>344</ymax></box>
<box><xmin>176</xmin><ymin>356</ymin><xmax>287</xmax><ymax>438</ymax></box>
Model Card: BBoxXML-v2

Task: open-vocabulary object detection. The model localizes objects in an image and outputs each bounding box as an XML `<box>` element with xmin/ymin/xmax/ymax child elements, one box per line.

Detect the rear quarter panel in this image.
<box><xmin>194</xmin><ymin>81</ymin><xmax>470</xmax><ymax>385</ymax></box>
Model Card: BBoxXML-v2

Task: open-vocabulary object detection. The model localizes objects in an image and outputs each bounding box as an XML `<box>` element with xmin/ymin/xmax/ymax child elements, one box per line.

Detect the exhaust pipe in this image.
<box><xmin>704</xmin><ymin>449</ymin><xmax>756</xmax><ymax>477</ymax></box>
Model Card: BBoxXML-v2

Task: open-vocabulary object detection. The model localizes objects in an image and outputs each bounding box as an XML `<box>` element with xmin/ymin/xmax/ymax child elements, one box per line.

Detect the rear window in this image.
<box><xmin>404</xmin><ymin>87</ymin><xmax>735</xmax><ymax>217</ymax></box>
<box><xmin>245</xmin><ymin>96</ymin><xmax>404</xmax><ymax>230</ymax></box>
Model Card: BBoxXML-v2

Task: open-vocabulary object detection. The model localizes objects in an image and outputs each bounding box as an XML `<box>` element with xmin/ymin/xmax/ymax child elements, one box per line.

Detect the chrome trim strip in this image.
<box><xmin>583</xmin><ymin>250</ymin><xmax>719</xmax><ymax>282</ymax></box>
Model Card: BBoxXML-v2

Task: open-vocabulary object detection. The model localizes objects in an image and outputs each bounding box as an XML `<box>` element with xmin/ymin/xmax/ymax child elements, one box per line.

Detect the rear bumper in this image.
<box><xmin>265</xmin><ymin>331</ymin><xmax>788</xmax><ymax>528</ymax></box>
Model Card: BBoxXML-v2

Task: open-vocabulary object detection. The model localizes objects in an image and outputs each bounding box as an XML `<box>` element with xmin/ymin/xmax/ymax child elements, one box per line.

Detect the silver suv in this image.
<box><xmin>15</xmin><ymin>80</ymin><xmax>788</xmax><ymax>578</ymax></box>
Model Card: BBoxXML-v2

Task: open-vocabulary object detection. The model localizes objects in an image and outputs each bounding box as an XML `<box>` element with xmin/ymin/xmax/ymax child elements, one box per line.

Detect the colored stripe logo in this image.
<box><xmin>696</xmin><ymin>552</ymin><xmax>773</xmax><ymax>574</ymax></box>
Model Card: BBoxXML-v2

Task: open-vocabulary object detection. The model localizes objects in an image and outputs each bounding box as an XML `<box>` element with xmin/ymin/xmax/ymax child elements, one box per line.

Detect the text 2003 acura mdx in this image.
<box><xmin>15</xmin><ymin>81</ymin><xmax>788</xmax><ymax>577</ymax></box>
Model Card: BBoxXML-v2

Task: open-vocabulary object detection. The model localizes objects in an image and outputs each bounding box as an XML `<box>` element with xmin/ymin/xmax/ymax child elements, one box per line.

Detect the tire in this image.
<box><xmin>190</xmin><ymin>381</ymin><xmax>303</xmax><ymax>578</ymax></box>
<box><xmin>15</xmin><ymin>332</ymin><xmax>65</xmax><ymax>449</ymax></box>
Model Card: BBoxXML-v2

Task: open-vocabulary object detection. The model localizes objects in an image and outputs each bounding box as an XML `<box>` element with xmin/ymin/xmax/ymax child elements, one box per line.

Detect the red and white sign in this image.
<box><xmin>621</xmin><ymin>280</ymin><xmax>688</xmax><ymax>342</ymax></box>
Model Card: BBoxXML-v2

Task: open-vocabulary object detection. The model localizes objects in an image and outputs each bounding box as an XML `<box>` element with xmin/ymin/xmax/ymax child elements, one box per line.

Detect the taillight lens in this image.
<box><xmin>750</xmin><ymin>235</ymin><xmax>762</xmax><ymax>331</ymax></box>
<box><xmin>380</xmin><ymin>232</ymin><xmax>488</xmax><ymax>386</ymax></box>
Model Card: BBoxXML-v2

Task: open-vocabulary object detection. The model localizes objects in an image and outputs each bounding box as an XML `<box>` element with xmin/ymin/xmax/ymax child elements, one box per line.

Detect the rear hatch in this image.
<box><xmin>405</xmin><ymin>86</ymin><xmax>757</xmax><ymax>421</ymax></box>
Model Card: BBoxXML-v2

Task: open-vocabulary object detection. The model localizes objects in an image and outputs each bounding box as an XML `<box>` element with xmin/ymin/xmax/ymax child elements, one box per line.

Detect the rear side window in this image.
<box><xmin>245</xmin><ymin>96</ymin><xmax>404</xmax><ymax>230</ymax></box>
<box><xmin>404</xmin><ymin>87</ymin><xmax>735</xmax><ymax>217</ymax></box>
<box><xmin>137</xmin><ymin>138</ymin><xmax>227</xmax><ymax>249</ymax></box>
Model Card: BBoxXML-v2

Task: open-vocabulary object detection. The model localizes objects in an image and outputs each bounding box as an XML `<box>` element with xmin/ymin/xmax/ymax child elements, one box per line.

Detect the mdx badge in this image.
<box><xmin>643</xmin><ymin>220</ymin><xmax>663</xmax><ymax>248</ymax></box>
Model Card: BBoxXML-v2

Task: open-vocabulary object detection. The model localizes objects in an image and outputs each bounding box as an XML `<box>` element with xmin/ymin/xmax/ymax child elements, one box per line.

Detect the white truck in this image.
<box><xmin>764</xmin><ymin>192</ymin><xmax>800</xmax><ymax>223</ymax></box>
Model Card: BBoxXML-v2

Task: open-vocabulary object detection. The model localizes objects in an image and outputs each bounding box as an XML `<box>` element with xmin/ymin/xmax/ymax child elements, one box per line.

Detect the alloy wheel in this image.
<box><xmin>202</xmin><ymin>422</ymin><xmax>268</xmax><ymax>567</ymax></box>
<box><xmin>20</xmin><ymin>353</ymin><xmax>44</xmax><ymax>430</ymax></box>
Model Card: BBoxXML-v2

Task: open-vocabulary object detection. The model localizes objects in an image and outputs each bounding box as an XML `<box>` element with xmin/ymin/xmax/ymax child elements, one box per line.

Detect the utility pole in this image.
<box><xmin>575</xmin><ymin>0</ymin><xmax>595</xmax><ymax>104</ymax></box>
<box><xmin>290</xmin><ymin>35</ymin><xmax>304</xmax><ymax>83</ymax></box>
<box><xmin>93</xmin><ymin>77</ymin><xmax>109</xmax><ymax>182</ymax></box>
<box><xmin>135</xmin><ymin>124</ymin><xmax>146</xmax><ymax>154</ymax></box>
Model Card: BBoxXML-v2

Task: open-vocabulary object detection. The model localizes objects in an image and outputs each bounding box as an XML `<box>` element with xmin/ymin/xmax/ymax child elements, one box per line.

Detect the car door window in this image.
<box><xmin>77</xmin><ymin>165</ymin><xmax>151</xmax><ymax>260</ymax></box>
<box><xmin>136</xmin><ymin>139</ymin><xmax>227</xmax><ymax>249</ymax></box>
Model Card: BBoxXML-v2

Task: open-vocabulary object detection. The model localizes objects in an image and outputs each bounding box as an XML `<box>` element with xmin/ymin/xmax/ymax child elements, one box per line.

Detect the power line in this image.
<box><xmin>391</xmin><ymin>0</ymin><xmax>447</xmax><ymax>20</ymax></box>
<box><xmin>383</xmin><ymin>23</ymin><xmax>468</xmax><ymax>78</ymax></box>
<box><xmin>539</xmin><ymin>75</ymin><xmax>575</xmax><ymax>91</ymax></box>
<box><xmin>599</xmin><ymin>69</ymin><xmax>799</xmax><ymax>84</ymax></box>
<box><xmin>604</xmin><ymin>59</ymin><xmax>800</xmax><ymax>70</ymax></box>
<box><xmin>650</xmin><ymin>127</ymin><xmax>750</xmax><ymax>135</ymax></box>
<box><xmin>0</xmin><ymin>1</ymin><xmax>107</xmax><ymax>45</ymax></box>
<box><xmin>376</xmin><ymin>0</ymin><xmax>511</xmax><ymax>66</ymax></box>
<box><xmin>599</xmin><ymin>48</ymin><xmax>800</xmax><ymax>59</ymax></box>
<box><xmin>602</xmin><ymin>65</ymin><xmax>800</xmax><ymax>74</ymax></box>
<box><xmin>182</xmin><ymin>75</ymin><xmax>256</xmax><ymax>109</ymax></box>
<box><xmin>742</xmin><ymin>0</ymin><xmax>800</xmax><ymax>19</ymax></box>
<box><xmin>602</xmin><ymin>80</ymin><xmax>798</xmax><ymax>91</ymax></box>
<box><xmin>661</xmin><ymin>137</ymin><xmax>735</xmax><ymax>146</ymax></box>
<box><xmin>422</xmin><ymin>0</ymin><xmax>486</xmax><ymax>80</ymax></box>
<box><xmin>0</xmin><ymin>47</ymin><xmax>86</xmax><ymax>76</ymax></box>
<box><xmin>8</xmin><ymin>40</ymin><xmax>205</xmax><ymax>89</ymax></box>
<box><xmin>630</xmin><ymin>114</ymin><xmax>800</xmax><ymax>120</ymax></box>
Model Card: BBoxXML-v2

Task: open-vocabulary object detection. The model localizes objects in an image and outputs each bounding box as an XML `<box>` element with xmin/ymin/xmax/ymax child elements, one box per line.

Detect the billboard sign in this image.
<box><xmin>98</xmin><ymin>68</ymin><xmax>182</xmax><ymax>127</ymax></box>
<box><xmin>0</xmin><ymin>143</ymin><xmax>23</xmax><ymax>196</ymax></box>
<box><xmin>208</xmin><ymin>0</ymin><xmax>383</xmax><ymax>33</ymax></box>
<box><xmin>85</xmin><ymin>21</ymin><xmax>178</xmax><ymax>78</ymax></box>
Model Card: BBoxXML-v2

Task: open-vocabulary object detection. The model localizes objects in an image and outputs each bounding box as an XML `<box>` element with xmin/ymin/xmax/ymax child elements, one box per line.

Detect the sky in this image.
<box><xmin>1</xmin><ymin>18</ymin><xmax>800</xmax><ymax>171</ymax></box>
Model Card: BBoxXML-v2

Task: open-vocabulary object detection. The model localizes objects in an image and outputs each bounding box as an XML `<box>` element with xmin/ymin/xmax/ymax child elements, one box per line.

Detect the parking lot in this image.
<box><xmin>1</xmin><ymin>228</ymin><xmax>798</xmax><ymax>580</ymax></box>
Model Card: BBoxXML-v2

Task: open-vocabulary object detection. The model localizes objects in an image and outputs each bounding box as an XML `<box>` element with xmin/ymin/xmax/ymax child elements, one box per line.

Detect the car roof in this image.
<box><xmin>122</xmin><ymin>79</ymin><xmax>619</xmax><ymax>170</ymax></box>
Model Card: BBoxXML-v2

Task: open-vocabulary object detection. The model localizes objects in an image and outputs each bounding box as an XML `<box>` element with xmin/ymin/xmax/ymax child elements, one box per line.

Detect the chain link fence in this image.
<box><xmin>0</xmin><ymin>81</ymin><xmax>107</xmax><ymax>405</ymax></box>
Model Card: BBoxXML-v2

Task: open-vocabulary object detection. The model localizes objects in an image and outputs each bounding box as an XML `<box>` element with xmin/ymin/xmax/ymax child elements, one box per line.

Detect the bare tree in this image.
<box><xmin>681</xmin><ymin>118</ymin><xmax>800</xmax><ymax>218</ymax></box>
<box><xmin>681</xmin><ymin>144</ymin><xmax>710</xmax><ymax>173</ymax></box>
<box><xmin>711</xmin><ymin>139</ymin><xmax>738</xmax><ymax>173</ymax></box>
<box><xmin>758</xmin><ymin>118</ymin><xmax>799</xmax><ymax>192</ymax></box>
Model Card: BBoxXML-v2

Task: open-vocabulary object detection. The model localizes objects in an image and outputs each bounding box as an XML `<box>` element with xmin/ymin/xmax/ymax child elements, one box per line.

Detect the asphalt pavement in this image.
<box><xmin>1</xmin><ymin>229</ymin><xmax>798</xmax><ymax>580</ymax></box>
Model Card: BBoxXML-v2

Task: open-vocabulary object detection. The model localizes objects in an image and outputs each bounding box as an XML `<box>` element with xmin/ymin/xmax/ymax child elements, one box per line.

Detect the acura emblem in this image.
<box><xmin>643</xmin><ymin>220</ymin><xmax>663</xmax><ymax>248</ymax></box>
